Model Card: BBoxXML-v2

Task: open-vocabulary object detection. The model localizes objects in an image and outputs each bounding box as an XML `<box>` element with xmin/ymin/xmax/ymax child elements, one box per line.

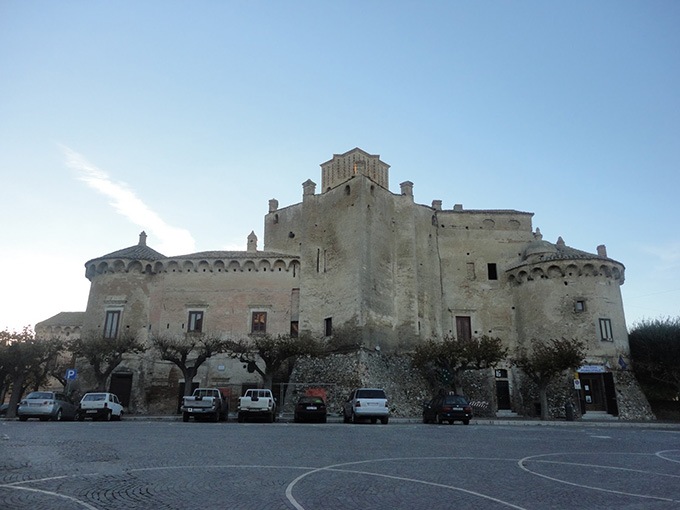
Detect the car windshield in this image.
<box><xmin>195</xmin><ymin>389</ymin><xmax>217</xmax><ymax>398</ymax></box>
<box><xmin>356</xmin><ymin>389</ymin><xmax>386</xmax><ymax>399</ymax></box>
<box><xmin>444</xmin><ymin>396</ymin><xmax>468</xmax><ymax>405</ymax></box>
<box><xmin>26</xmin><ymin>392</ymin><xmax>54</xmax><ymax>400</ymax></box>
<box><xmin>82</xmin><ymin>394</ymin><xmax>107</xmax><ymax>401</ymax></box>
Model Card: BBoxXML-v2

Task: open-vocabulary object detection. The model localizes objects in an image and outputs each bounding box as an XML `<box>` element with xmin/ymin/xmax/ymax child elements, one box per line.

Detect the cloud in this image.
<box><xmin>60</xmin><ymin>145</ymin><xmax>195</xmax><ymax>255</ymax></box>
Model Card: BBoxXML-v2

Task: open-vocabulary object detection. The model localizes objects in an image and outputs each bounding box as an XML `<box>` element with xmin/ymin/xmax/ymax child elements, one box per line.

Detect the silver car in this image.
<box><xmin>17</xmin><ymin>391</ymin><xmax>79</xmax><ymax>421</ymax></box>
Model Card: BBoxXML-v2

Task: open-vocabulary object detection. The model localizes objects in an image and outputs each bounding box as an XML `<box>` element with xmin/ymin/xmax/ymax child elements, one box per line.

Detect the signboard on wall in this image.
<box><xmin>578</xmin><ymin>365</ymin><xmax>605</xmax><ymax>373</ymax></box>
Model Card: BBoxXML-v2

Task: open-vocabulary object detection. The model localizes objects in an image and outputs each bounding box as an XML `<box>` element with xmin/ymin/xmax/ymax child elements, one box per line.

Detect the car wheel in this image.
<box><xmin>351</xmin><ymin>412</ymin><xmax>358</xmax><ymax>424</ymax></box>
<box><xmin>436</xmin><ymin>414</ymin><xmax>444</xmax><ymax>425</ymax></box>
<box><xmin>54</xmin><ymin>409</ymin><xmax>63</xmax><ymax>421</ymax></box>
<box><xmin>381</xmin><ymin>416</ymin><xmax>389</xmax><ymax>425</ymax></box>
<box><xmin>268</xmin><ymin>412</ymin><xmax>275</xmax><ymax>423</ymax></box>
<box><xmin>105</xmin><ymin>410</ymin><xmax>112</xmax><ymax>421</ymax></box>
<box><xmin>294</xmin><ymin>414</ymin><xmax>300</xmax><ymax>423</ymax></box>
<box><xmin>321</xmin><ymin>416</ymin><xmax>327</xmax><ymax>423</ymax></box>
<box><xmin>183</xmin><ymin>412</ymin><xmax>190</xmax><ymax>422</ymax></box>
<box><xmin>343</xmin><ymin>412</ymin><xmax>350</xmax><ymax>423</ymax></box>
<box><xmin>117</xmin><ymin>411</ymin><xmax>123</xmax><ymax>421</ymax></box>
<box><xmin>77</xmin><ymin>413</ymin><xmax>84</xmax><ymax>421</ymax></box>
<box><xmin>237</xmin><ymin>413</ymin><xmax>244</xmax><ymax>423</ymax></box>
<box><xmin>463</xmin><ymin>419</ymin><xmax>470</xmax><ymax>425</ymax></box>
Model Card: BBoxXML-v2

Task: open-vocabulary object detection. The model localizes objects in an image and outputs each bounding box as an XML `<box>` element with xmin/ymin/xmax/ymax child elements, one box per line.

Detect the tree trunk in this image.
<box><xmin>7</xmin><ymin>373</ymin><xmax>27</xmax><ymax>418</ymax></box>
<box><xmin>183</xmin><ymin>367</ymin><xmax>198</xmax><ymax>396</ymax></box>
<box><xmin>539</xmin><ymin>383</ymin><xmax>549</xmax><ymax>421</ymax></box>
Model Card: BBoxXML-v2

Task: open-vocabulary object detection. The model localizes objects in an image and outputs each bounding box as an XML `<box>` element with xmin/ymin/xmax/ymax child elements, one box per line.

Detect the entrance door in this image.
<box><xmin>109</xmin><ymin>373</ymin><xmax>133</xmax><ymax>408</ymax></box>
<box><xmin>580</xmin><ymin>374</ymin><xmax>606</xmax><ymax>412</ymax></box>
<box><xmin>496</xmin><ymin>380</ymin><xmax>511</xmax><ymax>410</ymax></box>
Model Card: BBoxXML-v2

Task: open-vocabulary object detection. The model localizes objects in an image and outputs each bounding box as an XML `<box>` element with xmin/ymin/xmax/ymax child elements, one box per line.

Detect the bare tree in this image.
<box><xmin>412</xmin><ymin>335</ymin><xmax>507</xmax><ymax>395</ymax></box>
<box><xmin>0</xmin><ymin>327</ymin><xmax>64</xmax><ymax>418</ymax></box>
<box><xmin>70</xmin><ymin>333</ymin><xmax>146</xmax><ymax>391</ymax></box>
<box><xmin>513</xmin><ymin>337</ymin><xmax>585</xmax><ymax>420</ymax></box>
<box><xmin>229</xmin><ymin>334</ymin><xmax>322</xmax><ymax>389</ymax></box>
<box><xmin>152</xmin><ymin>333</ymin><xmax>232</xmax><ymax>396</ymax></box>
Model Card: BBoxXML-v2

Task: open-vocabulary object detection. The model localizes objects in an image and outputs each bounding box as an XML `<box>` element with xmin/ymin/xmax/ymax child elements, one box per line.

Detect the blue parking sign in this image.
<box><xmin>65</xmin><ymin>369</ymin><xmax>77</xmax><ymax>380</ymax></box>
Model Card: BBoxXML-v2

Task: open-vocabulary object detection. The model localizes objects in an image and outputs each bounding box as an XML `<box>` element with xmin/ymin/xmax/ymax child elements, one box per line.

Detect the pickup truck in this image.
<box><xmin>181</xmin><ymin>388</ymin><xmax>228</xmax><ymax>422</ymax></box>
<box><xmin>237</xmin><ymin>389</ymin><xmax>277</xmax><ymax>423</ymax></box>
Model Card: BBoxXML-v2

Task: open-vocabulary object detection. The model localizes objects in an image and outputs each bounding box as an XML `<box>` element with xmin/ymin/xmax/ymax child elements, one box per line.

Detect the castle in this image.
<box><xmin>37</xmin><ymin>148</ymin><xmax>642</xmax><ymax>418</ymax></box>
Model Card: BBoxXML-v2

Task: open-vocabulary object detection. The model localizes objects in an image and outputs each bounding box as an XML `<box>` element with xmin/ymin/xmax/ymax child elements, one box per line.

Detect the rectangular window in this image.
<box><xmin>487</xmin><ymin>263</ymin><xmax>498</xmax><ymax>280</ymax></box>
<box><xmin>187</xmin><ymin>311</ymin><xmax>203</xmax><ymax>333</ymax></box>
<box><xmin>599</xmin><ymin>318</ymin><xmax>613</xmax><ymax>341</ymax></box>
<box><xmin>456</xmin><ymin>316</ymin><xmax>472</xmax><ymax>342</ymax></box>
<box><xmin>324</xmin><ymin>317</ymin><xmax>333</xmax><ymax>336</ymax></box>
<box><xmin>575</xmin><ymin>300</ymin><xmax>586</xmax><ymax>312</ymax></box>
<box><xmin>104</xmin><ymin>310</ymin><xmax>120</xmax><ymax>339</ymax></box>
<box><xmin>251</xmin><ymin>311</ymin><xmax>267</xmax><ymax>334</ymax></box>
<box><xmin>290</xmin><ymin>321</ymin><xmax>299</xmax><ymax>338</ymax></box>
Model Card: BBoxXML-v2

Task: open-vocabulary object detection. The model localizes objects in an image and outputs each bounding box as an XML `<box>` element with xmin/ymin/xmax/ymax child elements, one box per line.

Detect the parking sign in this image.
<box><xmin>65</xmin><ymin>368</ymin><xmax>78</xmax><ymax>380</ymax></box>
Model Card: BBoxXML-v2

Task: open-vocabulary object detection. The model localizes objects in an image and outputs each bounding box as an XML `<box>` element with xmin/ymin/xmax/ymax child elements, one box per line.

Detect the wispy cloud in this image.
<box><xmin>60</xmin><ymin>145</ymin><xmax>195</xmax><ymax>255</ymax></box>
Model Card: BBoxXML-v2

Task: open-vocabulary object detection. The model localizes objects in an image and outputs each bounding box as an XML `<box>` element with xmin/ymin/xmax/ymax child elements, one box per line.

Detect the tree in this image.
<box><xmin>412</xmin><ymin>335</ymin><xmax>508</xmax><ymax>395</ymax></box>
<box><xmin>629</xmin><ymin>317</ymin><xmax>680</xmax><ymax>403</ymax></box>
<box><xmin>70</xmin><ymin>333</ymin><xmax>146</xmax><ymax>391</ymax></box>
<box><xmin>512</xmin><ymin>338</ymin><xmax>585</xmax><ymax>420</ymax></box>
<box><xmin>229</xmin><ymin>334</ymin><xmax>322</xmax><ymax>389</ymax></box>
<box><xmin>152</xmin><ymin>333</ymin><xmax>232</xmax><ymax>396</ymax></box>
<box><xmin>0</xmin><ymin>327</ymin><xmax>64</xmax><ymax>418</ymax></box>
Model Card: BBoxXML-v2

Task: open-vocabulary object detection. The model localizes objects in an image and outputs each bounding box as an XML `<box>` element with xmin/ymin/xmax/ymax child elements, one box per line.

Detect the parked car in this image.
<box><xmin>343</xmin><ymin>388</ymin><xmax>389</xmax><ymax>424</ymax></box>
<box><xmin>181</xmin><ymin>387</ymin><xmax>229</xmax><ymax>422</ymax></box>
<box><xmin>423</xmin><ymin>393</ymin><xmax>473</xmax><ymax>425</ymax></box>
<box><xmin>17</xmin><ymin>391</ymin><xmax>79</xmax><ymax>421</ymax></box>
<box><xmin>0</xmin><ymin>403</ymin><xmax>9</xmax><ymax>416</ymax></box>
<box><xmin>294</xmin><ymin>395</ymin><xmax>327</xmax><ymax>423</ymax></box>
<box><xmin>78</xmin><ymin>392</ymin><xmax>124</xmax><ymax>421</ymax></box>
<box><xmin>237</xmin><ymin>389</ymin><xmax>277</xmax><ymax>423</ymax></box>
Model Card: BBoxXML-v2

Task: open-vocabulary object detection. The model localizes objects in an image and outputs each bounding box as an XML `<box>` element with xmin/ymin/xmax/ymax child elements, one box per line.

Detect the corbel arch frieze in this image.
<box><xmin>507</xmin><ymin>259</ymin><xmax>625</xmax><ymax>286</ymax></box>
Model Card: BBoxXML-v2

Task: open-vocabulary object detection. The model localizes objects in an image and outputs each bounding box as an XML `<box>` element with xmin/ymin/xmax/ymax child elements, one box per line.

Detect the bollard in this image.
<box><xmin>565</xmin><ymin>402</ymin><xmax>575</xmax><ymax>421</ymax></box>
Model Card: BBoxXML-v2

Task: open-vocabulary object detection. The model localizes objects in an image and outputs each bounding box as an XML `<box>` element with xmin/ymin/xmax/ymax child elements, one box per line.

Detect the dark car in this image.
<box><xmin>423</xmin><ymin>393</ymin><xmax>473</xmax><ymax>425</ymax></box>
<box><xmin>294</xmin><ymin>396</ymin><xmax>327</xmax><ymax>423</ymax></box>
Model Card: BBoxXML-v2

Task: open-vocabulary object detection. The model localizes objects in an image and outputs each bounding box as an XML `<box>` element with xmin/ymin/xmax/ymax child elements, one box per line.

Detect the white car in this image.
<box><xmin>78</xmin><ymin>392</ymin><xmax>124</xmax><ymax>421</ymax></box>
<box><xmin>343</xmin><ymin>388</ymin><xmax>389</xmax><ymax>424</ymax></box>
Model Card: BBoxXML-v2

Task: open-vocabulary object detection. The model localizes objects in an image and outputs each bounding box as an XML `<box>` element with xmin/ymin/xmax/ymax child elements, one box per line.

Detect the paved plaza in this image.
<box><xmin>1</xmin><ymin>418</ymin><xmax>679</xmax><ymax>509</ymax></box>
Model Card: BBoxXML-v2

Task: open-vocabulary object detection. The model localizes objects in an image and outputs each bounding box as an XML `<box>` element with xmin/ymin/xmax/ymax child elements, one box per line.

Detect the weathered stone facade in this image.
<box><xmin>37</xmin><ymin>148</ymin><xmax>644</xmax><ymax>419</ymax></box>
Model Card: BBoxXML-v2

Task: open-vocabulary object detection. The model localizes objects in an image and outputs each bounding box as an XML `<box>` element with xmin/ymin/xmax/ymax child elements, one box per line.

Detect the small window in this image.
<box><xmin>252</xmin><ymin>311</ymin><xmax>267</xmax><ymax>334</ymax></box>
<box><xmin>290</xmin><ymin>321</ymin><xmax>299</xmax><ymax>338</ymax></box>
<box><xmin>324</xmin><ymin>317</ymin><xmax>332</xmax><ymax>336</ymax></box>
<box><xmin>487</xmin><ymin>263</ymin><xmax>498</xmax><ymax>280</ymax></box>
<box><xmin>575</xmin><ymin>300</ymin><xmax>586</xmax><ymax>312</ymax></box>
<box><xmin>599</xmin><ymin>318</ymin><xmax>613</xmax><ymax>341</ymax></box>
<box><xmin>188</xmin><ymin>311</ymin><xmax>203</xmax><ymax>333</ymax></box>
<box><xmin>104</xmin><ymin>310</ymin><xmax>120</xmax><ymax>339</ymax></box>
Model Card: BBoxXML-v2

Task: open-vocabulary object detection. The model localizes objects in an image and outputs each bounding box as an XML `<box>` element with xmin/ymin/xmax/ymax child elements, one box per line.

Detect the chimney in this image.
<box><xmin>139</xmin><ymin>231</ymin><xmax>147</xmax><ymax>246</ymax></box>
<box><xmin>400</xmin><ymin>181</ymin><xmax>414</xmax><ymax>198</ymax></box>
<box><xmin>597</xmin><ymin>245</ymin><xmax>607</xmax><ymax>257</ymax></box>
<box><xmin>432</xmin><ymin>200</ymin><xmax>442</xmax><ymax>210</ymax></box>
<box><xmin>247</xmin><ymin>231</ymin><xmax>258</xmax><ymax>252</ymax></box>
<box><xmin>269</xmin><ymin>199</ymin><xmax>279</xmax><ymax>213</ymax></box>
<box><xmin>302</xmin><ymin>179</ymin><xmax>316</xmax><ymax>197</ymax></box>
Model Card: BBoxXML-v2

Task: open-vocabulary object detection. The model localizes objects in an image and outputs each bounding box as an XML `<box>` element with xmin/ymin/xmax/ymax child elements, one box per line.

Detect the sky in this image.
<box><xmin>1</xmin><ymin>1</ymin><xmax>678</xmax><ymax>333</ymax></box>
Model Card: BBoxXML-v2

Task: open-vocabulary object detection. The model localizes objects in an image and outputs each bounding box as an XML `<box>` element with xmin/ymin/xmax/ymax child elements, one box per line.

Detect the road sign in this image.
<box><xmin>65</xmin><ymin>369</ymin><xmax>78</xmax><ymax>380</ymax></box>
<box><xmin>573</xmin><ymin>379</ymin><xmax>581</xmax><ymax>390</ymax></box>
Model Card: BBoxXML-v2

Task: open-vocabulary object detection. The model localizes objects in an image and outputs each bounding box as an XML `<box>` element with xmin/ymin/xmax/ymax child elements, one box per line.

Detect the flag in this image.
<box><xmin>618</xmin><ymin>355</ymin><xmax>627</xmax><ymax>370</ymax></box>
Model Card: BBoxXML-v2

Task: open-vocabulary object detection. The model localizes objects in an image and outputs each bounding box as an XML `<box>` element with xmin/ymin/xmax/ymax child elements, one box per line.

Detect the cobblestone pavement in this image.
<box><xmin>1</xmin><ymin>418</ymin><xmax>679</xmax><ymax>509</ymax></box>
